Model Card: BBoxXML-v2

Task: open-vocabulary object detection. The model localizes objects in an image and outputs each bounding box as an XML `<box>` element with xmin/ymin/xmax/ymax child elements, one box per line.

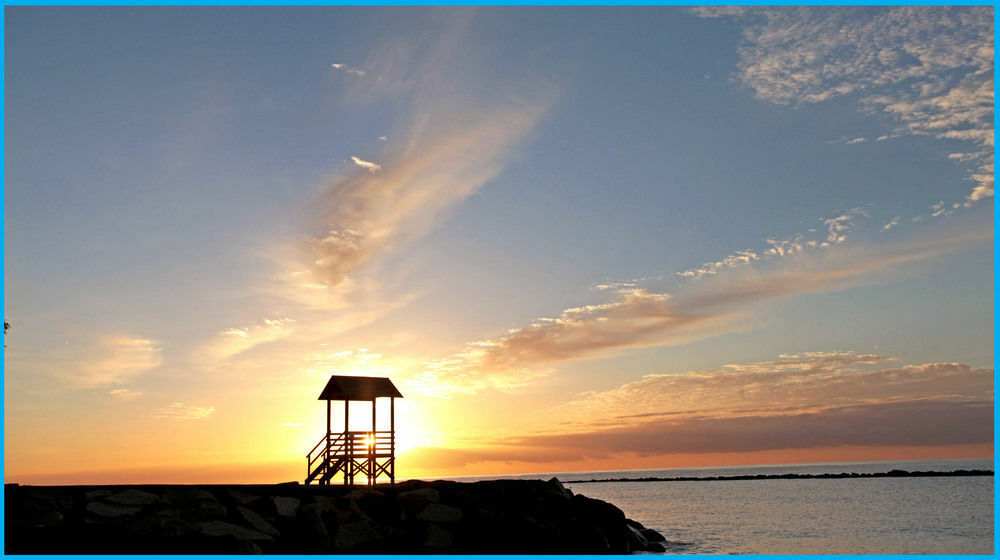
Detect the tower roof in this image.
<box><xmin>318</xmin><ymin>375</ymin><xmax>403</xmax><ymax>401</ymax></box>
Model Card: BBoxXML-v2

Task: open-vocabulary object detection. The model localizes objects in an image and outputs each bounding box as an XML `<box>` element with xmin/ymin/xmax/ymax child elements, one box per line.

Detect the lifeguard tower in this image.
<box><xmin>305</xmin><ymin>375</ymin><xmax>403</xmax><ymax>486</ymax></box>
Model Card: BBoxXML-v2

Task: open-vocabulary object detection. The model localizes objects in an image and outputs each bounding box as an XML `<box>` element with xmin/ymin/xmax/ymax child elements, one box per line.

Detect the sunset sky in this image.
<box><xmin>4</xmin><ymin>6</ymin><xmax>993</xmax><ymax>484</ymax></box>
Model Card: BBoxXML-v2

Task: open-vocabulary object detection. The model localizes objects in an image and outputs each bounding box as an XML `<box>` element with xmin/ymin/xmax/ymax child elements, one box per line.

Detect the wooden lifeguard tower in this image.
<box><xmin>305</xmin><ymin>375</ymin><xmax>403</xmax><ymax>486</ymax></box>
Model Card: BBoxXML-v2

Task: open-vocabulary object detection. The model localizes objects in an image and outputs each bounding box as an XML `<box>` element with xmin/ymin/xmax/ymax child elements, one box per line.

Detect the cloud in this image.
<box><xmin>881</xmin><ymin>216</ymin><xmax>901</xmax><ymax>231</ymax></box>
<box><xmin>701</xmin><ymin>7</ymin><xmax>993</xmax><ymax>206</ymax></box>
<box><xmin>350</xmin><ymin>155</ymin><xmax>381</xmax><ymax>173</ymax></box>
<box><xmin>549</xmin><ymin>356</ymin><xmax>990</xmax><ymax>427</ymax></box>
<box><xmin>107</xmin><ymin>388</ymin><xmax>143</xmax><ymax>401</ymax></box>
<box><xmin>300</xmin><ymin>104</ymin><xmax>544</xmax><ymax>290</ymax></box>
<box><xmin>295</xmin><ymin>13</ymin><xmax>550</xmax><ymax>292</ymax></box>
<box><xmin>150</xmin><ymin>403</ymin><xmax>216</xmax><ymax>420</ymax></box>
<box><xmin>330</xmin><ymin>62</ymin><xmax>365</xmax><ymax>76</ymax></box>
<box><xmin>415</xmin><ymin>223</ymin><xmax>990</xmax><ymax>397</ymax></box>
<box><xmin>824</xmin><ymin>136</ymin><xmax>867</xmax><ymax>145</ymax></box>
<box><xmin>404</xmin><ymin>356</ymin><xmax>992</xmax><ymax>469</ymax></box>
<box><xmin>500</xmin><ymin>356</ymin><xmax>993</xmax><ymax>460</ymax></box>
<box><xmin>74</xmin><ymin>336</ymin><xmax>162</xmax><ymax>388</ymax></box>
<box><xmin>202</xmin><ymin>318</ymin><xmax>295</xmax><ymax>362</ymax></box>
<box><xmin>511</xmin><ymin>399</ymin><xmax>992</xmax><ymax>458</ymax></box>
<box><xmin>821</xmin><ymin>207</ymin><xmax>868</xmax><ymax>245</ymax></box>
<box><xmin>677</xmin><ymin>249</ymin><xmax>759</xmax><ymax>279</ymax></box>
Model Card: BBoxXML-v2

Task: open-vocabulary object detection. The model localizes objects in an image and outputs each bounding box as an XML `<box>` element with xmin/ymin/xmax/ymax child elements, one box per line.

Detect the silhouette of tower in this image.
<box><xmin>305</xmin><ymin>375</ymin><xmax>403</xmax><ymax>486</ymax></box>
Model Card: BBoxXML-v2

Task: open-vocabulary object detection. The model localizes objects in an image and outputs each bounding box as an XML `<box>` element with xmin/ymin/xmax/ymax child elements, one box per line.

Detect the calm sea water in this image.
<box><xmin>456</xmin><ymin>458</ymin><xmax>994</xmax><ymax>554</ymax></box>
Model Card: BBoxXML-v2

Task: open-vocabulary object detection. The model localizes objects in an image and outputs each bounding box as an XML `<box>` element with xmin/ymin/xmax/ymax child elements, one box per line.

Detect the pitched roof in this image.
<box><xmin>318</xmin><ymin>375</ymin><xmax>403</xmax><ymax>401</ymax></box>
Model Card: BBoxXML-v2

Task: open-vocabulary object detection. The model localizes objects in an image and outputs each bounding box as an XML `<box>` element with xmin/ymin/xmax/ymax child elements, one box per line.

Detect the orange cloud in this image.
<box><xmin>414</xmin><ymin>225</ymin><xmax>990</xmax><ymax>396</ymax></box>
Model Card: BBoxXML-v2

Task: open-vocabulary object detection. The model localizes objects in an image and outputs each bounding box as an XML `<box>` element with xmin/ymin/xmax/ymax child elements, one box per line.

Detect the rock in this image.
<box><xmin>348</xmin><ymin>499</ymin><xmax>374</xmax><ymax>522</ymax></box>
<box><xmin>106</xmin><ymin>489</ymin><xmax>160</xmax><ymax>506</ymax></box>
<box><xmin>128</xmin><ymin>515</ymin><xmax>198</xmax><ymax>538</ymax></box>
<box><xmin>313</xmin><ymin>495</ymin><xmax>337</xmax><ymax>513</ymax></box>
<box><xmin>237</xmin><ymin>506</ymin><xmax>280</xmax><ymax>536</ymax></box>
<box><xmin>398</xmin><ymin>487</ymin><xmax>440</xmax><ymax>503</ymax></box>
<box><xmin>640</xmin><ymin>527</ymin><xmax>665</xmax><ymax>542</ymax></box>
<box><xmin>572</xmin><ymin>494</ymin><xmax>628</xmax><ymax>552</ymax></box>
<box><xmin>237</xmin><ymin>540</ymin><xmax>263</xmax><ymax>554</ymax></box>
<box><xmin>299</xmin><ymin>503</ymin><xmax>328</xmax><ymax>537</ymax></box>
<box><xmin>299</xmin><ymin>503</ymin><xmax>330</xmax><ymax>553</ymax></box>
<box><xmin>546</xmin><ymin>477</ymin><xmax>573</xmax><ymax>498</ymax></box>
<box><xmin>417</xmin><ymin>503</ymin><xmax>464</xmax><ymax>524</ymax></box>
<box><xmin>7</xmin><ymin>480</ymin><xmax>668</xmax><ymax>554</ymax></box>
<box><xmin>163</xmin><ymin>488</ymin><xmax>216</xmax><ymax>506</ymax></box>
<box><xmin>196</xmin><ymin>520</ymin><xmax>274</xmax><ymax>543</ymax></box>
<box><xmin>332</xmin><ymin>520</ymin><xmax>383</xmax><ymax>550</ymax></box>
<box><xmin>84</xmin><ymin>489</ymin><xmax>112</xmax><ymax>500</ymax></box>
<box><xmin>344</xmin><ymin>489</ymin><xmax>384</xmax><ymax>500</ymax></box>
<box><xmin>16</xmin><ymin>500</ymin><xmax>64</xmax><ymax>527</ymax></box>
<box><xmin>422</xmin><ymin>522</ymin><xmax>454</xmax><ymax>549</ymax></box>
<box><xmin>273</xmin><ymin>496</ymin><xmax>301</xmax><ymax>518</ymax></box>
<box><xmin>226</xmin><ymin>489</ymin><xmax>260</xmax><ymax>505</ymax></box>
<box><xmin>183</xmin><ymin>500</ymin><xmax>229</xmax><ymax>521</ymax></box>
<box><xmin>22</xmin><ymin>489</ymin><xmax>77</xmax><ymax>511</ymax></box>
<box><xmin>85</xmin><ymin>501</ymin><xmax>141</xmax><ymax>518</ymax></box>
<box><xmin>626</xmin><ymin>524</ymin><xmax>651</xmax><ymax>550</ymax></box>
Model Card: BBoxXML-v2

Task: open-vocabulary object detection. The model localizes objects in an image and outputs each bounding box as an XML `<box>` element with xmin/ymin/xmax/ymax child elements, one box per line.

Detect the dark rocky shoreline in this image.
<box><xmin>568</xmin><ymin>468</ymin><xmax>994</xmax><ymax>484</ymax></box>
<box><xmin>5</xmin><ymin>478</ymin><xmax>667</xmax><ymax>554</ymax></box>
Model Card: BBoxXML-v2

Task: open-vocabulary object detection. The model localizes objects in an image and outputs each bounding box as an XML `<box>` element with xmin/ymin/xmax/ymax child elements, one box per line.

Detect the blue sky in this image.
<box><xmin>4</xmin><ymin>6</ymin><xmax>993</xmax><ymax>481</ymax></box>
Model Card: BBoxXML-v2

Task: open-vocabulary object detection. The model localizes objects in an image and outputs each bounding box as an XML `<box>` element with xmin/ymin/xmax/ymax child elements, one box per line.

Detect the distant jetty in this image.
<box><xmin>567</xmin><ymin>468</ymin><xmax>994</xmax><ymax>484</ymax></box>
<box><xmin>5</xmin><ymin>478</ymin><xmax>666</xmax><ymax>554</ymax></box>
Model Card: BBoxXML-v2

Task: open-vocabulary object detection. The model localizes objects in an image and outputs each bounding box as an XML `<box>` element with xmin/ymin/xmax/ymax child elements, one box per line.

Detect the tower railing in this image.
<box><xmin>306</xmin><ymin>430</ymin><xmax>395</xmax><ymax>484</ymax></box>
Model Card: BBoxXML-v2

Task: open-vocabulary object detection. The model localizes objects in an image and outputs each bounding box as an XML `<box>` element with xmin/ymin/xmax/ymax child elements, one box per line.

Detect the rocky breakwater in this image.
<box><xmin>6</xmin><ymin>478</ymin><xmax>667</xmax><ymax>554</ymax></box>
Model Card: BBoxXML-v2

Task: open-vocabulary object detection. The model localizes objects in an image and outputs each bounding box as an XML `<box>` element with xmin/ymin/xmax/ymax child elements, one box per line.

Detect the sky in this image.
<box><xmin>4</xmin><ymin>6</ymin><xmax>994</xmax><ymax>484</ymax></box>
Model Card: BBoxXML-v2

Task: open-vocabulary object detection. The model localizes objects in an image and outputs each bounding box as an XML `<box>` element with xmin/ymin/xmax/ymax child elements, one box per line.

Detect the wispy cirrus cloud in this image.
<box><xmin>415</xmin><ymin>222</ymin><xmax>990</xmax><ymax>397</ymax></box>
<box><xmin>508</xmin><ymin>399</ymin><xmax>992</xmax><ymax>460</ymax></box>
<box><xmin>882</xmin><ymin>216</ymin><xmax>901</xmax><ymax>231</ymax></box>
<box><xmin>677</xmin><ymin>249</ymin><xmax>759</xmax><ymax>279</ymax></box>
<box><xmin>696</xmin><ymin>6</ymin><xmax>993</xmax><ymax>207</ymax></box>
<box><xmin>547</xmin><ymin>354</ymin><xmax>990</xmax><ymax>429</ymax></box>
<box><xmin>330</xmin><ymin>62</ymin><xmax>365</xmax><ymax>76</ymax></box>
<box><xmin>201</xmin><ymin>318</ymin><xmax>295</xmax><ymax>362</ymax></box>
<box><xmin>300</xmin><ymin>104</ymin><xmax>544</xmax><ymax>290</ymax></box>
<box><xmin>73</xmin><ymin>336</ymin><xmax>162</xmax><ymax>388</ymax></box>
<box><xmin>150</xmin><ymin>402</ymin><xmax>216</xmax><ymax>420</ymax></box>
<box><xmin>292</xmin><ymin>11</ymin><xmax>551</xmax><ymax>294</ymax></box>
<box><xmin>350</xmin><ymin>155</ymin><xmax>381</xmax><ymax>173</ymax></box>
<box><xmin>107</xmin><ymin>388</ymin><xmax>143</xmax><ymax>401</ymax></box>
<box><xmin>407</xmin><ymin>355</ymin><xmax>993</xmax><ymax>469</ymax></box>
<box><xmin>191</xmin><ymin>11</ymin><xmax>551</xmax><ymax>371</ymax></box>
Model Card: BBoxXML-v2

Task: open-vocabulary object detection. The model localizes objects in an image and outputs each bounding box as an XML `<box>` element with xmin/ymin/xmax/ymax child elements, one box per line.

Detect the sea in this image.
<box><xmin>453</xmin><ymin>458</ymin><xmax>994</xmax><ymax>555</ymax></box>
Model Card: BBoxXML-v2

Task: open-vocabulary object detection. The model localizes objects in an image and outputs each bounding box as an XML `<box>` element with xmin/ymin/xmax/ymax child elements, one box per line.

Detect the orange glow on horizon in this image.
<box><xmin>6</xmin><ymin>443</ymin><xmax>990</xmax><ymax>486</ymax></box>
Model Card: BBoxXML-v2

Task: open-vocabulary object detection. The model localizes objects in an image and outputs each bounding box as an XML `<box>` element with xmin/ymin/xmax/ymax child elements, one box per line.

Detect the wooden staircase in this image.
<box><xmin>305</xmin><ymin>431</ymin><xmax>395</xmax><ymax>485</ymax></box>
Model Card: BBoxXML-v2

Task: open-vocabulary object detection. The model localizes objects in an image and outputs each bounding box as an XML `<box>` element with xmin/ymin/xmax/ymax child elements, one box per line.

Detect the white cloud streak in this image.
<box><xmin>74</xmin><ymin>336</ymin><xmax>162</xmax><ymax>388</ymax></box>
<box><xmin>881</xmin><ymin>216</ymin><xmax>901</xmax><ymax>231</ymax></box>
<box><xmin>331</xmin><ymin>62</ymin><xmax>365</xmax><ymax>76</ymax></box>
<box><xmin>150</xmin><ymin>403</ymin><xmax>216</xmax><ymax>420</ymax></box>
<box><xmin>202</xmin><ymin>318</ymin><xmax>295</xmax><ymax>362</ymax></box>
<box><xmin>350</xmin><ymin>155</ymin><xmax>382</xmax><ymax>173</ymax></box>
<box><xmin>677</xmin><ymin>249</ymin><xmax>759</xmax><ymax>279</ymax></box>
